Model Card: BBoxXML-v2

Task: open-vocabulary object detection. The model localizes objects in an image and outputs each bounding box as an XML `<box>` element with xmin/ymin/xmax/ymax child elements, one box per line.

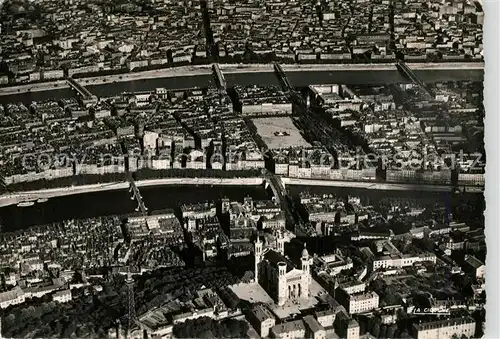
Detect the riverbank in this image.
<box><xmin>281</xmin><ymin>177</ymin><xmax>455</xmax><ymax>192</ymax></box>
<box><xmin>80</xmin><ymin>65</ymin><xmax>213</xmax><ymax>86</ymax></box>
<box><xmin>0</xmin><ymin>62</ymin><xmax>484</xmax><ymax>97</ymax></box>
<box><xmin>0</xmin><ymin>80</ymin><xmax>69</xmax><ymax>95</ymax></box>
<box><xmin>0</xmin><ymin>66</ymin><xmax>214</xmax><ymax>96</ymax></box>
<box><xmin>0</xmin><ymin>177</ymin><xmax>264</xmax><ymax>208</ymax></box>
<box><xmin>281</xmin><ymin>62</ymin><xmax>484</xmax><ymax>72</ymax></box>
<box><xmin>0</xmin><ymin>176</ymin><xmax>463</xmax><ymax>208</ymax></box>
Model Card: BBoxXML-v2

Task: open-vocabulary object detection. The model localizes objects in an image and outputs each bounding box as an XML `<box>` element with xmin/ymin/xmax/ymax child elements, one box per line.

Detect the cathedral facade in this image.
<box><xmin>254</xmin><ymin>233</ymin><xmax>313</xmax><ymax>306</ymax></box>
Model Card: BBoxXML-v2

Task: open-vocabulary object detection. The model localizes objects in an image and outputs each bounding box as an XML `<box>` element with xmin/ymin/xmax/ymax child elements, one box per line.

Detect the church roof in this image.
<box><xmin>263</xmin><ymin>249</ymin><xmax>295</xmax><ymax>273</ymax></box>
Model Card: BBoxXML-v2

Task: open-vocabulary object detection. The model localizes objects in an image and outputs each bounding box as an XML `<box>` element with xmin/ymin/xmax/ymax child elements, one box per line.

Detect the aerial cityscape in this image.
<box><xmin>0</xmin><ymin>0</ymin><xmax>486</xmax><ymax>338</ymax></box>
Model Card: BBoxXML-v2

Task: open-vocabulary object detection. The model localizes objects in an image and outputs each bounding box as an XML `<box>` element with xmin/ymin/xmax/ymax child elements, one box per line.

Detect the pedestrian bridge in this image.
<box><xmin>66</xmin><ymin>77</ymin><xmax>98</xmax><ymax>104</ymax></box>
<box><xmin>262</xmin><ymin>169</ymin><xmax>297</xmax><ymax>229</ymax></box>
<box><xmin>128</xmin><ymin>176</ymin><xmax>148</xmax><ymax>216</ymax></box>
<box><xmin>396</xmin><ymin>60</ymin><xmax>433</xmax><ymax>97</ymax></box>
<box><xmin>212</xmin><ymin>63</ymin><xmax>226</xmax><ymax>90</ymax></box>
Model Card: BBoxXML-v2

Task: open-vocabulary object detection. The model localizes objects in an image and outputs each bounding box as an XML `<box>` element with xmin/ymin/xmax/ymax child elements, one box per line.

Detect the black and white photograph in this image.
<box><xmin>0</xmin><ymin>0</ymin><xmax>492</xmax><ymax>337</ymax></box>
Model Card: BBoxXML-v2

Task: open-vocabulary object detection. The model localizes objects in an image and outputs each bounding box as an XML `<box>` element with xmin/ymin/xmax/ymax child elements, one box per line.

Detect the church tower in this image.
<box><xmin>276</xmin><ymin>229</ymin><xmax>285</xmax><ymax>255</ymax></box>
<box><xmin>277</xmin><ymin>261</ymin><xmax>287</xmax><ymax>305</ymax></box>
<box><xmin>254</xmin><ymin>236</ymin><xmax>263</xmax><ymax>283</ymax></box>
<box><xmin>301</xmin><ymin>243</ymin><xmax>310</xmax><ymax>273</ymax></box>
<box><xmin>301</xmin><ymin>243</ymin><xmax>312</xmax><ymax>298</ymax></box>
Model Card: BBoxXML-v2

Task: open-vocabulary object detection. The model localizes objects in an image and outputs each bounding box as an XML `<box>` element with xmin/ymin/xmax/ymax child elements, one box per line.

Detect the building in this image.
<box><xmin>336</xmin><ymin>289</ymin><xmax>379</xmax><ymax>314</ymax></box>
<box><xmin>24</xmin><ymin>284</ymin><xmax>60</xmax><ymax>299</ymax></box>
<box><xmin>235</xmin><ymin>85</ymin><xmax>292</xmax><ymax>117</ymax></box>
<box><xmin>315</xmin><ymin>309</ymin><xmax>336</xmax><ymax>328</ymax></box>
<box><xmin>0</xmin><ymin>287</ymin><xmax>25</xmax><ymax>309</ymax></box>
<box><xmin>53</xmin><ymin>289</ymin><xmax>72</xmax><ymax>303</ymax></box>
<box><xmin>372</xmin><ymin>253</ymin><xmax>437</xmax><ymax>270</ymax></box>
<box><xmin>181</xmin><ymin>202</ymin><xmax>217</xmax><ymax>220</ymax></box>
<box><xmin>412</xmin><ymin>317</ymin><xmax>475</xmax><ymax>339</ymax></box>
<box><xmin>313</xmin><ymin>252</ymin><xmax>354</xmax><ymax>277</ymax></box>
<box><xmin>462</xmin><ymin>255</ymin><xmax>485</xmax><ymax>279</ymax></box>
<box><xmin>334</xmin><ymin>310</ymin><xmax>360</xmax><ymax>339</ymax></box>
<box><xmin>261</xmin><ymin>213</ymin><xmax>286</xmax><ymax>230</ymax></box>
<box><xmin>255</xmin><ymin>238</ymin><xmax>312</xmax><ymax>306</ymax></box>
<box><xmin>303</xmin><ymin>315</ymin><xmax>326</xmax><ymax>339</ymax></box>
<box><xmin>346</xmin><ymin>319</ymin><xmax>360</xmax><ymax>339</ymax></box>
<box><xmin>248</xmin><ymin>304</ymin><xmax>276</xmax><ymax>338</ymax></box>
<box><xmin>270</xmin><ymin>319</ymin><xmax>306</xmax><ymax>339</ymax></box>
<box><xmin>339</xmin><ymin>281</ymin><xmax>366</xmax><ymax>295</ymax></box>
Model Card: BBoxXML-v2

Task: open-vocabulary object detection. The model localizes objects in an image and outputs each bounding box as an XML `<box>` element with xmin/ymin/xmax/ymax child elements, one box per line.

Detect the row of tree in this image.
<box><xmin>4</xmin><ymin>168</ymin><xmax>262</xmax><ymax>193</ymax></box>
<box><xmin>6</xmin><ymin>173</ymin><xmax>126</xmax><ymax>191</ymax></box>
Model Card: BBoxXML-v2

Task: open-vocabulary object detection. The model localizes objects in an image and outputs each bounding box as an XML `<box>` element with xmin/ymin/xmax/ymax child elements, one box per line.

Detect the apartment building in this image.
<box><xmin>412</xmin><ymin>317</ymin><xmax>475</xmax><ymax>339</ymax></box>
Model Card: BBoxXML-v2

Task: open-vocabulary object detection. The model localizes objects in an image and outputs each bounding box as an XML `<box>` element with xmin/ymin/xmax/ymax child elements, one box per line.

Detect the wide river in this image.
<box><xmin>0</xmin><ymin>184</ymin><xmax>484</xmax><ymax>232</ymax></box>
<box><xmin>0</xmin><ymin>68</ymin><xmax>484</xmax><ymax>105</ymax></box>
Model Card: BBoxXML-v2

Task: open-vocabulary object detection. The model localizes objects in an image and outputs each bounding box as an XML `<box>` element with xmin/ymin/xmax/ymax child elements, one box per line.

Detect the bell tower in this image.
<box><xmin>301</xmin><ymin>243</ymin><xmax>312</xmax><ymax>298</ymax></box>
<box><xmin>276</xmin><ymin>229</ymin><xmax>285</xmax><ymax>255</ymax></box>
<box><xmin>254</xmin><ymin>236</ymin><xmax>263</xmax><ymax>283</ymax></box>
<box><xmin>301</xmin><ymin>243</ymin><xmax>310</xmax><ymax>273</ymax></box>
<box><xmin>277</xmin><ymin>262</ymin><xmax>287</xmax><ymax>305</ymax></box>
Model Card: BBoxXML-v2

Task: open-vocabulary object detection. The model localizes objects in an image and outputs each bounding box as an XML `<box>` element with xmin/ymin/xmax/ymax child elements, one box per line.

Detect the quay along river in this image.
<box><xmin>0</xmin><ymin>67</ymin><xmax>484</xmax><ymax>105</ymax></box>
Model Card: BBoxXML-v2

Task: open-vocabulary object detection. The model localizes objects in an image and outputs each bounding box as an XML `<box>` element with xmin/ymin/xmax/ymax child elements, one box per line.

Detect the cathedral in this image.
<box><xmin>254</xmin><ymin>231</ymin><xmax>313</xmax><ymax>306</ymax></box>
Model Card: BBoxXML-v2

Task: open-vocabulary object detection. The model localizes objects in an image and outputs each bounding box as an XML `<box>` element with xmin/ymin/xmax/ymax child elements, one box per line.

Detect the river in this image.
<box><xmin>287</xmin><ymin>185</ymin><xmax>485</xmax><ymax>225</ymax></box>
<box><xmin>0</xmin><ymin>183</ymin><xmax>484</xmax><ymax>232</ymax></box>
<box><xmin>0</xmin><ymin>185</ymin><xmax>271</xmax><ymax>232</ymax></box>
<box><xmin>287</xmin><ymin>184</ymin><xmax>483</xmax><ymax>204</ymax></box>
<box><xmin>0</xmin><ymin>68</ymin><xmax>484</xmax><ymax>105</ymax></box>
